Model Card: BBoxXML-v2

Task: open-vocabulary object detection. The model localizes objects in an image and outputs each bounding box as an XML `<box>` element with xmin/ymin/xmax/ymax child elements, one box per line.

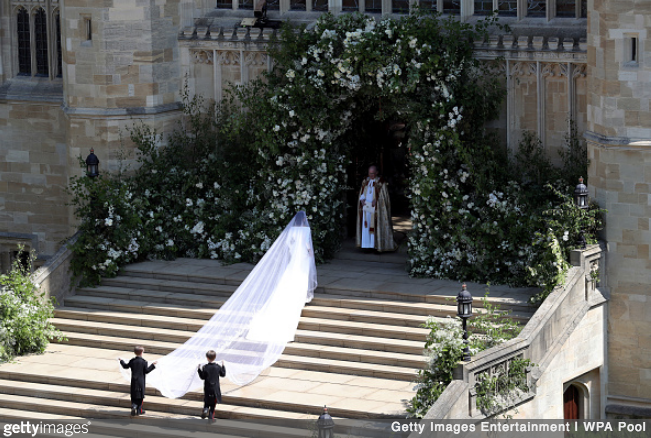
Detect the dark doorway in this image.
<box><xmin>563</xmin><ymin>384</ymin><xmax>581</xmax><ymax>420</ymax></box>
<box><xmin>344</xmin><ymin>112</ymin><xmax>410</xmax><ymax>237</ymax></box>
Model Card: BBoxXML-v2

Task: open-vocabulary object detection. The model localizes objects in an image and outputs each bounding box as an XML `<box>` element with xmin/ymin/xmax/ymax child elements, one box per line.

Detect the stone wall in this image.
<box><xmin>0</xmin><ymin>97</ymin><xmax>70</xmax><ymax>257</ymax></box>
<box><xmin>586</xmin><ymin>0</ymin><xmax>651</xmax><ymax>411</ymax></box>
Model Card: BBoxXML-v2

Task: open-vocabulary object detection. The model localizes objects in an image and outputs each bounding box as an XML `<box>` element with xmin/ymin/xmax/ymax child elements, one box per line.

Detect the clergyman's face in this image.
<box><xmin>368</xmin><ymin>167</ymin><xmax>377</xmax><ymax>179</ymax></box>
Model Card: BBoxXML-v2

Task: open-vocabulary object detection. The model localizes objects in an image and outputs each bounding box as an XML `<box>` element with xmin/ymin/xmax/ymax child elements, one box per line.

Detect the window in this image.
<box><xmin>17</xmin><ymin>8</ymin><xmax>30</xmax><ymax>75</ymax></box>
<box><xmin>56</xmin><ymin>12</ymin><xmax>62</xmax><ymax>77</ymax></box>
<box><xmin>556</xmin><ymin>0</ymin><xmax>574</xmax><ymax>17</ymax></box>
<box><xmin>290</xmin><ymin>0</ymin><xmax>306</xmax><ymax>11</ymax></box>
<box><xmin>312</xmin><ymin>0</ymin><xmax>328</xmax><ymax>10</ymax></box>
<box><xmin>474</xmin><ymin>0</ymin><xmax>493</xmax><ymax>15</ymax></box>
<box><xmin>392</xmin><ymin>0</ymin><xmax>410</xmax><ymax>13</ymax></box>
<box><xmin>527</xmin><ymin>0</ymin><xmax>545</xmax><ymax>17</ymax></box>
<box><xmin>443</xmin><ymin>0</ymin><xmax>461</xmax><ymax>14</ymax></box>
<box><xmin>35</xmin><ymin>8</ymin><xmax>49</xmax><ymax>76</ymax></box>
<box><xmin>84</xmin><ymin>17</ymin><xmax>92</xmax><ymax>41</ymax></box>
<box><xmin>365</xmin><ymin>0</ymin><xmax>380</xmax><ymax>12</ymax></box>
<box><xmin>626</xmin><ymin>35</ymin><xmax>639</xmax><ymax>65</ymax></box>
<box><xmin>14</xmin><ymin>4</ymin><xmax>62</xmax><ymax>79</ymax></box>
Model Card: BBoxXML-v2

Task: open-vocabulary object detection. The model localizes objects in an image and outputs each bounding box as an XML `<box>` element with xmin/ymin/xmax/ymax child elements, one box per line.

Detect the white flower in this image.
<box><xmin>286</xmin><ymin>69</ymin><xmax>296</xmax><ymax>79</ymax></box>
<box><xmin>196</xmin><ymin>182</ymin><xmax>203</xmax><ymax>189</ymax></box>
<box><xmin>167</xmin><ymin>239</ymin><xmax>174</xmax><ymax>247</ymax></box>
<box><xmin>563</xmin><ymin>231</ymin><xmax>569</xmax><ymax>241</ymax></box>
<box><xmin>276</xmin><ymin>157</ymin><xmax>284</xmax><ymax>166</ymax></box>
<box><xmin>289</xmin><ymin>110</ymin><xmax>295</xmax><ymax>117</ymax></box>
<box><xmin>186</xmin><ymin>199</ymin><xmax>193</xmax><ymax>207</ymax></box>
<box><xmin>104</xmin><ymin>218</ymin><xmax>113</xmax><ymax>227</ymax></box>
<box><xmin>155</xmin><ymin>226</ymin><xmax>163</xmax><ymax>232</ymax></box>
<box><xmin>317</xmin><ymin>69</ymin><xmax>325</xmax><ymax>77</ymax></box>
<box><xmin>273</xmin><ymin>125</ymin><xmax>281</xmax><ymax>132</ymax></box>
<box><xmin>408</xmin><ymin>38</ymin><xmax>417</xmax><ymax>48</ymax></box>
<box><xmin>191</xmin><ymin>222</ymin><xmax>205</xmax><ymax>235</ymax></box>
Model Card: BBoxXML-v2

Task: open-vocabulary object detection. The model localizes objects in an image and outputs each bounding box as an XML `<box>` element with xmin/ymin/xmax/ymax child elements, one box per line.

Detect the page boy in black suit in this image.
<box><xmin>198</xmin><ymin>350</ymin><xmax>226</xmax><ymax>421</ymax></box>
<box><xmin>119</xmin><ymin>346</ymin><xmax>157</xmax><ymax>416</ymax></box>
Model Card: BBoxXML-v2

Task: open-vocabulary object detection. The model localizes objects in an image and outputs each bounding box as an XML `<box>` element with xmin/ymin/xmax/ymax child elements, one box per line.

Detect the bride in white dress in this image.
<box><xmin>246</xmin><ymin>221</ymin><xmax>313</xmax><ymax>343</ymax></box>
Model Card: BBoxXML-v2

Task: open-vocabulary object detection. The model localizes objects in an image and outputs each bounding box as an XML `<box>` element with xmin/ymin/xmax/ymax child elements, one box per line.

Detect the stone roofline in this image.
<box><xmin>179</xmin><ymin>13</ymin><xmax>587</xmax><ymax>60</ymax></box>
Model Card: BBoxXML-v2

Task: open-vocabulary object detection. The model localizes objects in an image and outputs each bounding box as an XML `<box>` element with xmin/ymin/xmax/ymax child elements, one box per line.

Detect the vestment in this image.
<box><xmin>356</xmin><ymin>177</ymin><xmax>397</xmax><ymax>252</ymax></box>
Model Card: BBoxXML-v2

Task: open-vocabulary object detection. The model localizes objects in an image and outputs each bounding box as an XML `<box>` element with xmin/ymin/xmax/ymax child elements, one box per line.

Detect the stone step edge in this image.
<box><xmin>0</xmin><ymin>394</ymin><xmax>321</xmax><ymax>438</ymax></box>
<box><xmin>50</xmin><ymin>318</ymin><xmax>427</xmax><ymax>368</ymax></box>
<box><xmin>72</xmin><ymin>287</ymin><xmax>449</xmax><ymax>327</ymax></box>
<box><xmin>0</xmin><ymin>374</ymin><xmax>395</xmax><ymax>420</ymax></box>
<box><xmin>54</xmin><ymin>332</ymin><xmax>420</xmax><ymax>382</ymax></box>
<box><xmin>53</xmin><ymin>307</ymin><xmax>426</xmax><ymax>355</ymax></box>
<box><xmin>89</xmin><ymin>279</ymin><xmax>525</xmax><ymax>316</ymax></box>
<box><xmin>60</xmin><ymin>296</ymin><xmax>432</xmax><ymax>341</ymax></box>
<box><xmin>0</xmin><ymin>379</ymin><xmax>318</xmax><ymax>421</ymax></box>
<box><xmin>117</xmin><ymin>267</ymin><xmax>532</xmax><ymax>310</ymax></box>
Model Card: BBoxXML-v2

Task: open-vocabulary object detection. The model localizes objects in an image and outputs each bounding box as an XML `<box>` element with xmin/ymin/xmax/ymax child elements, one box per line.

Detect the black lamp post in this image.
<box><xmin>316</xmin><ymin>406</ymin><xmax>335</xmax><ymax>438</ymax></box>
<box><xmin>574</xmin><ymin>177</ymin><xmax>589</xmax><ymax>248</ymax></box>
<box><xmin>456</xmin><ymin>283</ymin><xmax>473</xmax><ymax>362</ymax></box>
<box><xmin>85</xmin><ymin>148</ymin><xmax>99</xmax><ymax>178</ymax></box>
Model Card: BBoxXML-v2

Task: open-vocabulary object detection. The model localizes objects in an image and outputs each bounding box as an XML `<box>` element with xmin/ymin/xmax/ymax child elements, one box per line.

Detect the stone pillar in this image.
<box><xmin>61</xmin><ymin>0</ymin><xmax>184</xmax><ymax>174</ymax></box>
<box><xmin>586</xmin><ymin>0</ymin><xmax>651</xmax><ymax>412</ymax></box>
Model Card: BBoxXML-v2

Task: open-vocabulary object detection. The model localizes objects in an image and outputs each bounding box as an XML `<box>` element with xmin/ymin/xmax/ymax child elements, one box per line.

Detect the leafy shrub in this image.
<box><xmin>407</xmin><ymin>292</ymin><xmax>523</xmax><ymax>418</ymax></box>
<box><xmin>0</xmin><ymin>250</ymin><xmax>65</xmax><ymax>362</ymax></box>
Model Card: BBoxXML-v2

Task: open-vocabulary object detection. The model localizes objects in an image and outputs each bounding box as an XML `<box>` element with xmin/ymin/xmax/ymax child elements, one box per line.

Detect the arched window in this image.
<box><xmin>17</xmin><ymin>8</ymin><xmax>31</xmax><ymax>75</ymax></box>
<box><xmin>34</xmin><ymin>8</ymin><xmax>49</xmax><ymax>76</ymax></box>
<box><xmin>55</xmin><ymin>12</ymin><xmax>62</xmax><ymax>77</ymax></box>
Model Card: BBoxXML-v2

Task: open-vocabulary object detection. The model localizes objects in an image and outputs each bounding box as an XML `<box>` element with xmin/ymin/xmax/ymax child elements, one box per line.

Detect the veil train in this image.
<box><xmin>120</xmin><ymin>211</ymin><xmax>317</xmax><ymax>399</ymax></box>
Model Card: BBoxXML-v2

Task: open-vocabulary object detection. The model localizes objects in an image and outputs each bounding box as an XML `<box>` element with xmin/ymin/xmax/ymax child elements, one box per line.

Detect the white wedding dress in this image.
<box><xmin>122</xmin><ymin>212</ymin><xmax>317</xmax><ymax>398</ymax></box>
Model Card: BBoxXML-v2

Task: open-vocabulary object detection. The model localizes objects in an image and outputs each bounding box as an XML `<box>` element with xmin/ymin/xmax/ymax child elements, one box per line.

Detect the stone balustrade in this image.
<box><xmin>416</xmin><ymin>243</ymin><xmax>607</xmax><ymax>421</ymax></box>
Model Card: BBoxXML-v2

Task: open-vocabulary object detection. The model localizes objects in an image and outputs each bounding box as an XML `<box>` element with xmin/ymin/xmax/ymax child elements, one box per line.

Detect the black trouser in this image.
<box><xmin>204</xmin><ymin>395</ymin><xmax>217</xmax><ymax>419</ymax></box>
<box><xmin>131</xmin><ymin>397</ymin><xmax>143</xmax><ymax>414</ymax></box>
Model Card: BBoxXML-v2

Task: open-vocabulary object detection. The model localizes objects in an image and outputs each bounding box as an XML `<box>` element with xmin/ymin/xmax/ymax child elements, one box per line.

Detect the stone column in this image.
<box><xmin>586</xmin><ymin>0</ymin><xmax>651</xmax><ymax>413</ymax></box>
<box><xmin>62</xmin><ymin>0</ymin><xmax>184</xmax><ymax>175</ymax></box>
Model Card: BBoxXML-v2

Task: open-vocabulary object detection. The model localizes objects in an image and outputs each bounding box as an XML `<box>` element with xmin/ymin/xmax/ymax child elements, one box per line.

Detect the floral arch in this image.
<box><xmin>70</xmin><ymin>12</ymin><xmax>600</xmax><ymax>301</ymax></box>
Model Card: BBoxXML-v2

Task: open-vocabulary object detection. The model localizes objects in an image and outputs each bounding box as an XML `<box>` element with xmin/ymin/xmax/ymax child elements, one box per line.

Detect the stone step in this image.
<box><xmin>74</xmin><ymin>285</ymin><xmax>441</xmax><ymax>327</ymax></box>
<box><xmin>97</xmin><ymin>276</ymin><xmax>523</xmax><ymax>318</ymax></box>
<box><xmin>103</xmin><ymin>275</ymin><xmax>237</xmax><ymax>297</ymax></box>
<box><xmin>62</xmin><ymin>296</ymin><xmax>432</xmax><ymax>341</ymax></box>
<box><xmin>54</xmin><ymin>332</ymin><xmax>420</xmax><ymax>382</ymax></box>
<box><xmin>0</xmin><ymin>360</ymin><xmax>409</xmax><ymax>420</ymax></box>
<box><xmin>118</xmin><ymin>260</ymin><xmax>533</xmax><ymax>311</ymax></box>
<box><xmin>54</xmin><ymin>308</ymin><xmax>426</xmax><ymax>355</ymax></box>
<box><xmin>0</xmin><ymin>392</ymin><xmax>310</xmax><ymax>438</ymax></box>
<box><xmin>50</xmin><ymin>318</ymin><xmax>427</xmax><ymax>369</ymax></box>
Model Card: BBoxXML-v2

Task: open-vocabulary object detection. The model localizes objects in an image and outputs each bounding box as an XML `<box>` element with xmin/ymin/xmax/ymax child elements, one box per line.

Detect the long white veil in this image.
<box><xmin>123</xmin><ymin>211</ymin><xmax>317</xmax><ymax>398</ymax></box>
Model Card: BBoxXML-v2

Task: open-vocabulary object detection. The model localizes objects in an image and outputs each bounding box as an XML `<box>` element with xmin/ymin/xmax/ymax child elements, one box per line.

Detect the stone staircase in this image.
<box><xmin>0</xmin><ymin>242</ymin><xmax>536</xmax><ymax>437</ymax></box>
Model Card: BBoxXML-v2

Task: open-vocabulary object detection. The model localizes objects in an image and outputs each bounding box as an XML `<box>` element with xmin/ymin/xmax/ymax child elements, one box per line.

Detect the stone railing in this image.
<box><xmin>419</xmin><ymin>242</ymin><xmax>606</xmax><ymax>420</ymax></box>
<box><xmin>31</xmin><ymin>233</ymin><xmax>79</xmax><ymax>306</ymax></box>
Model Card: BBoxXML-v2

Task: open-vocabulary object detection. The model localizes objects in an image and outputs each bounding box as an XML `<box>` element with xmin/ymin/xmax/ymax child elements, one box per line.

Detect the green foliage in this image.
<box><xmin>475</xmin><ymin>356</ymin><xmax>532</xmax><ymax>417</ymax></box>
<box><xmin>407</xmin><ymin>291</ymin><xmax>524</xmax><ymax>419</ymax></box>
<box><xmin>0</xmin><ymin>249</ymin><xmax>65</xmax><ymax>362</ymax></box>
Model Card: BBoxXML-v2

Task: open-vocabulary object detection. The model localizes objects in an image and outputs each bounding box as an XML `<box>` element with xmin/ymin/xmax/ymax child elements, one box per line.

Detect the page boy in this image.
<box><xmin>197</xmin><ymin>350</ymin><xmax>226</xmax><ymax>421</ymax></box>
<box><xmin>119</xmin><ymin>346</ymin><xmax>157</xmax><ymax>416</ymax></box>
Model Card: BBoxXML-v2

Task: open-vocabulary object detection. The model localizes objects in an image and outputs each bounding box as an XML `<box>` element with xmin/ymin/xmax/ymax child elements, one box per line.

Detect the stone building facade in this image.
<box><xmin>0</xmin><ymin>0</ymin><xmax>648</xmax><ymax>418</ymax></box>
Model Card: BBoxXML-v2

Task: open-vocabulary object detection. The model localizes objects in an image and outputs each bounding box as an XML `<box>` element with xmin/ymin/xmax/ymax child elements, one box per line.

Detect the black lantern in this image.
<box><xmin>456</xmin><ymin>283</ymin><xmax>473</xmax><ymax>362</ymax></box>
<box><xmin>85</xmin><ymin>149</ymin><xmax>99</xmax><ymax>178</ymax></box>
<box><xmin>574</xmin><ymin>177</ymin><xmax>589</xmax><ymax>248</ymax></box>
<box><xmin>316</xmin><ymin>406</ymin><xmax>335</xmax><ymax>438</ymax></box>
<box><xmin>574</xmin><ymin>176</ymin><xmax>588</xmax><ymax>210</ymax></box>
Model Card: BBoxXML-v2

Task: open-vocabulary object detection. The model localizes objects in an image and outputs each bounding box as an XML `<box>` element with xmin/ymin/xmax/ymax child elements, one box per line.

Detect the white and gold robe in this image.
<box><xmin>356</xmin><ymin>177</ymin><xmax>397</xmax><ymax>252</ymax></box>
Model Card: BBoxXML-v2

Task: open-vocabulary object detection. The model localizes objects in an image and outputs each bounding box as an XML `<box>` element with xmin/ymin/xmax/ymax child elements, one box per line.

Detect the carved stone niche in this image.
<box><xmin>193</xmin><ymin>50</ymin><xmax>214</xmax><ymax>65</ymax></box>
